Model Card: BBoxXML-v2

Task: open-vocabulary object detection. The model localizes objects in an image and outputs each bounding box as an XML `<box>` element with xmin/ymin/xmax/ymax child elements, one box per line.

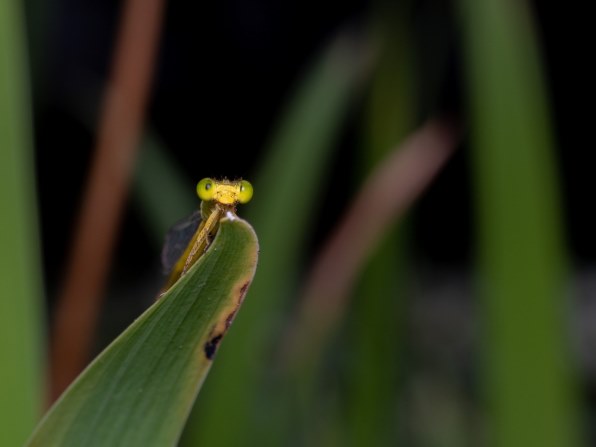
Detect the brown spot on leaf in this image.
<box><xmin>238</xmin><ymin>282</ymin><xmax>250</xmax><ymax>304</ymax></box>
<box><xmin>222</xmin><ymin>281</ymin><xmax>251</xmax><ymax>330</ymax></box>
<box><xmin>203</xmin><ymin>281</ymin><xmax>252</xmax><ymax>360</ymax></box>
<box><xmin>225</xmin><ymin>310</ymin><xmax>237</xmax><ymax>330</ymax></box>
<box><xmin>204</xmin><ymin>334</ymin><xmax>223</xmax><ymax>360</ymax></box>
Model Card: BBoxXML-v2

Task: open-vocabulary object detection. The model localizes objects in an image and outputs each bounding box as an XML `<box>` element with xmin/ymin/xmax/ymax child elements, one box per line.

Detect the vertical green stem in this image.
<box><xmin>459</xmin><ymin>1</ymin><xmax>580</xmax><ymax>446</ymax></box>
<box><xmin>347</xmin><ymin>4</ymin><xmax>414</xmax><ymax>445</ymax></box>
<box><xmin>0</xmin><ymin>1</ymin><xmax>45</xmax><ymax>445</ymax></box>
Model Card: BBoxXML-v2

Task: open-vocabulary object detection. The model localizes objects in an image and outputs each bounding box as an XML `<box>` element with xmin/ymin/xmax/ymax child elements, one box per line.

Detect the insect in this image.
<box><xmin>160</xmin><ymin>177</ymin><xmax>253</xmax><ymax>295</ymax></box>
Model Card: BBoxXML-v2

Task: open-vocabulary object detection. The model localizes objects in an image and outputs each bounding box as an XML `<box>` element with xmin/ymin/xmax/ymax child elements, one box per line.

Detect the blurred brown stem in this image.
<box><xmin>49</xmin><ymin>0</ymin><xmax>165</xmax><ymax>402</ymax></box>
<box><xmin>282</xmin><ymin>118</ymin><xmax>460</xmax><ymax>371</ymax></box>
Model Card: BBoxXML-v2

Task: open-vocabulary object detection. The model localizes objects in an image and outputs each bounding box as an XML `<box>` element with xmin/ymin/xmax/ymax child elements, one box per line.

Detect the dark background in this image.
<box><xmin>26</xmin><ymin>0</ymin><xmax>591</xmax><ymax>308</ymax></box>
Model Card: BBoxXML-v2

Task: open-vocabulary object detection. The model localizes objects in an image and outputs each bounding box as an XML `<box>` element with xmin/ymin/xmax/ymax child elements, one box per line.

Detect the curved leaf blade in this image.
<box><xmin>27</xmin><ymin>217</ymin><xmax>258</xmax><ymax>447</ymax></box>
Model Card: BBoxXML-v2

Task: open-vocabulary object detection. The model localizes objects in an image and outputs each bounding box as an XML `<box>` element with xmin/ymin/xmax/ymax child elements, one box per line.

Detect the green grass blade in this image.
<box><xmin>459</xmin><ymin>1</ymin><xmax>580</xmax><ymax>446</ymax></box>
<box><xmin>26</xmin><ymin>217</ymin><xmax>258</xmax><ymax>447</ymax></box>
<box><xmin>347</xmin><ymin>7</ymin><xmax>415</xmax><ymax>445</ymax></box>
<box><xmin>0</xmin><ymin>1</ymin><xmax>45</xmax><ymax>445</ymax></box>
<box><xmin>185</xmin><ymin>31</ymin><xmax>372</xmax><ymax>446</ymax></box>
<box><xmin>133</xmin><ymin>134</ymin><xmax>196</xmax><ymax>246</ymax></box>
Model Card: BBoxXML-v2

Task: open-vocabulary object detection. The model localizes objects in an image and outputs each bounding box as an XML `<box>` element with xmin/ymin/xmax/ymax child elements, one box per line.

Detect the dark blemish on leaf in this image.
<box><xmin>203</xmin><ymin>282</ymin><xmax>252</xmax><ymax>360</ymax></box>
<box><xmin>238</xmin><ymin>282</ymin><xmax>250</xmax><ymax>304</ymax></box>
<box><xmin>204</xmin><ymin>334</ymin><xmax>223</xmax><ymax>360</ymax></box>
<box><xmin>225</xmin><ymin>310</ymin><xmax>237</xmax><ymax>330</ymax></box>
<box><xmin>223</xmin><ymin>281</ymin><xmax>250</xmax><ymax>329</ymax></box>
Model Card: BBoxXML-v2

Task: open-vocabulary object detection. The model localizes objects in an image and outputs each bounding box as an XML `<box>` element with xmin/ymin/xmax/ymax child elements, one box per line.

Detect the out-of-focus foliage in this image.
<box><xmin>345</xmin><ymin>5</ymin><xmax>415</xmax><ymax>445</ymax></box>
<box><xmin>0</xmin><ymin>1</ymin><xmax>45</xmax><ymax>446</ymax></box>
<box><xmin>133</xmin><ymin>134</ymin><xmax>196</xmax><ymax>245</ymax></box>
<box><xmin>460</xmin><ymin>0</ymin><xmax>580</xmax><ymax>446</ymax></box>
<box><xmin>2</xmin><ymin>1</ymin><xmax>584</xmax><ymax>446</ymax></box>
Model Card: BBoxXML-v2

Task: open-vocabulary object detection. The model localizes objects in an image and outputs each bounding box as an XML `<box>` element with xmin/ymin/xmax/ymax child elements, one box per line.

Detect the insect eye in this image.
<box><xmin>237</xmin><ymin>180</ymin><xmax>253</xmax><ymax>204</ymax></box>
<box><xmin>197</xmin><ymin>178</ymin><xmax>216</xmax><ymax>201</ymax></box>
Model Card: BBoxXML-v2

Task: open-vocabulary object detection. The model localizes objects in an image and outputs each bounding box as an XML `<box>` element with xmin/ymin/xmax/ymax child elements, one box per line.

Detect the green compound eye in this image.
<box><xmin>197</xmin><ymin>178</ymin><xmax>215</xmax><ymax>201</ymax></box>
<box><xmin>237</xmin><ymin>180</ymin><xmax>253</xmax><ymax>204</ymax></box>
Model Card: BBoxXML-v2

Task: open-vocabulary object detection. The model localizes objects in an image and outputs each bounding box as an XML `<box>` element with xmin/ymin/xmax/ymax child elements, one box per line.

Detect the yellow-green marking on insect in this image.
<box><xmin>196</xmin><ymin>177</ymin><xmax>253</xmax><ymax>205</ymax></box>
<box><xmin>160</xmin><ymin>178</ymin><xmax>253</xmax><ymax>294</ymax></box>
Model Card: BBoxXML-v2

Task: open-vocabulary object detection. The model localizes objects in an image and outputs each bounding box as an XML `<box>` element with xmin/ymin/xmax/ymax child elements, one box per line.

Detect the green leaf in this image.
<box><xmin>133</xmin><ymin>133</ymin><xmax>196</xmax><ymax>246</ymax></box>
<box><xmin>26</xmin><ymin>217</ymin><xmax>258</xmax><ymax>447</ymax></box>
<box><xmin>0</xmin><ymin>1</ymin><xmax>45</xmax><ymax>445</ymax></box>
<box><xmin>347</xmin><ymin>6</ymin><xmax>415</xmax><ymax>445</ymax></box>
<box><xmin>459</xmin><ymin>1</ymin><xmax>580</xmax><ymax>446</ymax></box>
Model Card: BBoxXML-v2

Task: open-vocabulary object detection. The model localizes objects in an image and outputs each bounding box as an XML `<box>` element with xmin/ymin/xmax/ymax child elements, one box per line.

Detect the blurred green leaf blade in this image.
<box><xmin>133</xmin><ymin>133</ymin><xmax>196</xmax><ymax>247</ymax></box>
<box><xmin>0</xmin><ymin>1</ymin><xmax>45</xmax><ymax>445</ymax></box>
<box><xmin>347</xmin><ymin>7</ymin><xmax>415</xmax><ymax>444</ymax></box>
<box><xmin>460</xmin><ymin>1</ymin><xmax>581</xmax><ymax>446</ymax></box>
<box><xmin>26</xmin><ymin>217</ymin><xmax>258</xmax><ymax>447</ymax></box>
